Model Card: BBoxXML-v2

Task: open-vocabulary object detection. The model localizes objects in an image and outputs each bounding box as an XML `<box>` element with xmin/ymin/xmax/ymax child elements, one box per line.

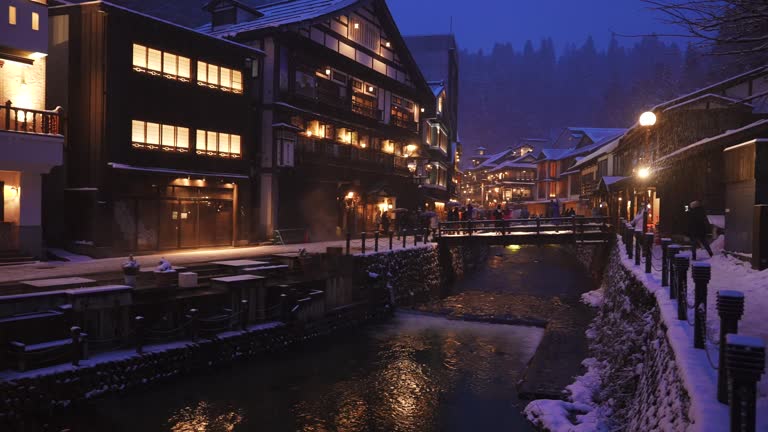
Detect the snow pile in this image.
<box><xmin>526</xmin><ymin>241</ymin><xmax>695</xmax><ymax>431</ymax></box>
<box><xmin>580</xmin><ymin>287</ymin><xmax>605</xmax><ymax>307</ymax></box>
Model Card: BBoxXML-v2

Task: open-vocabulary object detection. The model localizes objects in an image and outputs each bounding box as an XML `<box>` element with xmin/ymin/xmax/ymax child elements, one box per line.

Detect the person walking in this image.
<box><xmin>687</xmin><ymin>200</ymin><xmax>713</xmax><ymax>260</ymax></box>
<box><xmin>381</xmin><ymin>211</ymin><xmax>390</xmax><ymax>234</ymax></box>
<box><xmin>494</xmin><ymin>204</ymin><xmax>504</xmax><ymax>233</ymax></box>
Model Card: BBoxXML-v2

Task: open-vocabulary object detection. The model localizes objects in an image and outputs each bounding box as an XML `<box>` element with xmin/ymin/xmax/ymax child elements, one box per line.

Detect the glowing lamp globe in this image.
<box><xmin>639</xmin><ymin>111</ymin><xmax>657</xmax><ymax>127</ymax></box>
<box><xmin>637</xmin><ymin>167</ymin><xmax>651</xmax><ymax>179</ymax></box>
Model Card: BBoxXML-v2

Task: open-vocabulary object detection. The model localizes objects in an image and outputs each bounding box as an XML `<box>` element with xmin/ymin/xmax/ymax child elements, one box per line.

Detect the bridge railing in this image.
<box><xmin>437</xmin><ymin>216</ymin><xmax>609</xmax><ymax>239</ymax></box>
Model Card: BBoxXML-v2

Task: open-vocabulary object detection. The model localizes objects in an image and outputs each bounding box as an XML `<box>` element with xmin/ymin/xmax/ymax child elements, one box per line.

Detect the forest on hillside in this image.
<box><xmin>458</xmin><ymin>35</ymin><xmax>728</xmax><ymax>155</ymax></box>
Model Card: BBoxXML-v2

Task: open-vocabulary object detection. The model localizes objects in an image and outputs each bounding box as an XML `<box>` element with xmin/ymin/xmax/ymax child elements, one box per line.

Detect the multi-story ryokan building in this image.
<box><xmin>405</xmin><ymin>34</ymin><xmax>461</xmax><ymax>207</ymax></box>
<box><xmin>197</xmin><ymin>0</ymin><xmax>441</xmax><ymax>240</ymax></box>
<box><xmin>0</xmin><ymin>0</ymin><xmax>64</xmax><ymax>259</ymax></box>
<box><xmin>47</xmin><ymin>1</ymin><xmax>264</xmax><ymax>253</ymax></box>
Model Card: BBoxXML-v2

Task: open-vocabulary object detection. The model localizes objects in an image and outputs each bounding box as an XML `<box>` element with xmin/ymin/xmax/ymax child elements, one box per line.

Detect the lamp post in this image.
<box><xmin>637</xmin><ymin>111</ymin><xmax>656</xmax><ymax>234</ymax></box>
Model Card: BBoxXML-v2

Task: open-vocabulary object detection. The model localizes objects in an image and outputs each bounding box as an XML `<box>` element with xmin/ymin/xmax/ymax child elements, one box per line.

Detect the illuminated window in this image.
<box><xmin>8</xmin><ymin>6</ymin><xmax>16</xmax><ymax>25</ymax></box>
<box><xmin>31</xmin><ymin>12</ymin><xmax>39</xmax><ymax>31</ymax></box>
<box><xmin>197</xmin><ymin>61</ymin><xmax>243</xmax><ymax>94</ymax></box>
<box><xmin>132</xmin><ymin>120</ymin><xmax>189</xmax><ymax>152</ymax></box>
<box><xmin>196</xmin><ymin>129</ymin><xmax>242</xmax><ymax>158</ymax></box>
<box><xmin>132</xmin><ymin>44</ymin><xmax>191</xmax><ymax>81</ymax></box>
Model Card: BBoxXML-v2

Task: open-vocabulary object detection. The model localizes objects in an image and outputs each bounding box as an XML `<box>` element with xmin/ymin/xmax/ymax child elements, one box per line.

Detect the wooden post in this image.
<box><xmin>725</xmin><ymin>335</ymin><xmax>765</xmax><ymax>432</ymax></box>
<box><xmin>644</xmin><ymin>232</ymin><xmax>654</xmax><ymax>274</ymax></box>
<box><xmin>346</xmin><ymin>232</ymin><xmax>351</xmax><ymax>256</ymax></box>
<box><xmin>717</xmin><ymin>290</ymin><xmax>745</xmax><ymax>403</ymax></box>
<box><xmin>572</xmin><ymin>216</ymin><xmax>577</xmax><ymax>244</ymax></box>
<box><xmin>361</xmin><ymin>232</ymin><xmax>366</xmax><ymax>255</ymax></box>
<box><xmin>389</xmin><ymin>231</ymin><xmax>394</xmax><ymax>250</ymax></box>
<box><xmin>374</xmin><ymin>232</ymin><xmax>379</xmax><ymax>252</ymax></box>
<box><xmin>402</xmin><ymin>230</ymin><xmax>407</xmax><ymax>248</ymax></box>
<box><xmin>691</xmin><ymin>263</ymin><xmax>711</xmax><ymax>349</ymax></box>
<box><xmin>71</xmin><ymin>326</ymin><xmax>82</xmax><ymax>367</ymax></box>
<box><xmin>661</xmin><ymin>238</ymin><xmax>672</xmax><ymax>287</ymax></box>
<box><xmin>189</xmin><ymin>308</ymin><xmax>199</xmax><ymax>341</ymax></box>
<box><xmin>135</xmin><ymin>316</ymin><xmax>145</xmax><ymax>354</ymax></box>
<box><xmin>240</xmin><ymin>299</ymin><xmax>249</xmax><ymax>331</ymax></box>
<box><xmin>674</xmin><ymin>253</ymin><xmax>690</xmax><ymax>321</ymax></box>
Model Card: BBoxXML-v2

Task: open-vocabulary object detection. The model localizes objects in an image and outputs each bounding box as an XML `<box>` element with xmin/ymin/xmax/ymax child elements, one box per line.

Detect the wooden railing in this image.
<box><xmin>1</xmin><ymin>101</ymin><xmax>62</xmax><ymax>135</ymax></box>
<box><xmin>351</xmin><ymin>100</ymin><xmax>380</xmax><ymax>120</ymax></box>
<box><xmin>296</xmin><ymin>138</ymin><xmax>412</xmax><ymax>175</ymax></box>
<box><xmin>438</xmin><ymin>216</ymin><xmax>610</xmax><ymax>242</ymax></box>
<box><xmin>390</xmin><ymin>116</ymin><xmax>418</xmax><ymax>132</ymax></box>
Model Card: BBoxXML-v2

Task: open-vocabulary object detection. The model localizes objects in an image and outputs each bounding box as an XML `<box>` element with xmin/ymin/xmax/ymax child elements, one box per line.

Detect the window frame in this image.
<box><xmin>196</xmin><ymin>129</ymin><xmax>243</xmax><ymax>159</ymax></box>
<box><xmin>132</xmin><ymin>43</ymin><xmax>191</xmax><ymax>82</ymax></box>
<box><xmin>131</xmin><ymin>120</ymin><xmax>190</xmax><ymax>153</ymax></box>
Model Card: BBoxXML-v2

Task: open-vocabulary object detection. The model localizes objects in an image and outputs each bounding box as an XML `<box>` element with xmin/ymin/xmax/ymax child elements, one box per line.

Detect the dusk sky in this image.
<box><xmin>387</xmin><ymin>0</ymin><xmax>682</xmax><ymax>54</ymax></box>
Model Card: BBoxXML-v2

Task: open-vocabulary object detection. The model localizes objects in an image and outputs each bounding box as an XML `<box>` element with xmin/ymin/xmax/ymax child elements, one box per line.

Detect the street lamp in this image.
<box><xmin>637</xmin><ymin>167</ymin><xmax>651</xmax><ymax>179</ymax></box>
<box><xmin>639</xmin><ymin>111</ymin><xmax>657</xmax><ymax>127</ymax></box>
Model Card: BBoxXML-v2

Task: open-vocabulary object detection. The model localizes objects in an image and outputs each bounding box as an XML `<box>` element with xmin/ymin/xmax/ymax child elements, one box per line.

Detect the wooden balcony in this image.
<box><xmin>351</xmin><ymin>100</ymin><xmax>381</xmax><ymax>120</ymax></box>
<box><xmin>0</xmin><ymin>102</ymin><xmax>62</xmax><ymax>136</ymax></box>
<box><xmin>296</xmin><ymin>138</ymin><xmax>410</xmax><ymax>175</ymax></box>
<box><xmin>390</xmin><ymin>116</ymin><xmax>418</xmax><ymax>133</ymax></box>
<box><xmin>581</xmin><ymin>180</ymin><xmax>597</xmax><ymax>198</ymax></box>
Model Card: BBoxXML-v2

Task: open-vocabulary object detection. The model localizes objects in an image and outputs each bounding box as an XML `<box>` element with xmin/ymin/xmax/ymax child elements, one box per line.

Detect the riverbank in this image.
<box><xmin>525</xmin><ymin>236</ymin><xmax>768</xmax><ymax>432</ymax></box>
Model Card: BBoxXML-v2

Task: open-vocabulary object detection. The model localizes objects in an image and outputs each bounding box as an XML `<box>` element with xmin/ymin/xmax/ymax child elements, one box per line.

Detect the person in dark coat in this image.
<box><xmin>381</xmin><ymin>211</ymin><xmax>390</xmax><ymax>234</ymax></box>
<box><xmin>687</xmin><ymin>200</ymin><xmax>713</xmax><ymax>260</ymax></box>
<box><xmin>494</xmin><ymin>204</ymin><xmax>504</xmax><ymax>233</ymax></box>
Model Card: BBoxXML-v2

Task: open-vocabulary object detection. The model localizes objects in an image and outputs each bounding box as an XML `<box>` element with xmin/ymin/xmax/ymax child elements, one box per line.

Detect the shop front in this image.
<box><xmin>109</xmin><ymin>170</ymin><xmax>247</xmax><ymax>251</ymax></box>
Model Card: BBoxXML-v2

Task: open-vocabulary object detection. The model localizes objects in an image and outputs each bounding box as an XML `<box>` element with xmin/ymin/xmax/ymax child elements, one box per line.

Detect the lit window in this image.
<box><xmin>196</xmin><ymin>129</ymin><xmax>242</xmax><ymax>158</ymax></box>
<box><xmin>132</xmin><ymin>43</ymin><xmax>191</xmax><ymax>82</ymax></box>
<box><xmin>147</xmin><ymin>48</ymin><xmax>162</xmax><ymax>72</ymax></box>
<box><xmin>8</xmin><ymin>6</ymin><xmax>15</xmax><ymax>25</ymax></box>
<box><xmin>197</xmin><ymin>61</ymin><xmax>243</xmax><ymax>94</ymax></box>
<box><xmin>131</xmin><ymin>120</ymin><xmax>189</xmax><ymax>152</ymax></box>
<box><xmin>31</xmin><ymin>12</ymin><xmax>38</xmax><ymax>31</ymax></box>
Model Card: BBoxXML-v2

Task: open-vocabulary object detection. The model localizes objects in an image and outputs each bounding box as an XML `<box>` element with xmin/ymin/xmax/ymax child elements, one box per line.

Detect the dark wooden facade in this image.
<box><xmin>201</xmin><ymin>0</ymin><xmax>435</xmax><ymax>239</ymax></box>
<box><xmin>47</xmin><ymin>2</ymin><xmax>263</xmax><ymax>252</ymax></box>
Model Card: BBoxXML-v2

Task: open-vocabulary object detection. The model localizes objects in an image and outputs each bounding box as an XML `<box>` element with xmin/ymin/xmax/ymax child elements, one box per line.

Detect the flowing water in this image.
<box><xmin>50</xmin><ymin>245</ymin><xmax>595</xmax><ymax>431</ymax></box>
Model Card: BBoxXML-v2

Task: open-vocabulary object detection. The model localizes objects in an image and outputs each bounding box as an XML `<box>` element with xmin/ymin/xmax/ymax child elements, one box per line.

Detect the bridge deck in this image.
<box><xmin>437</xmin><ymin>217</ymin><xmax>612</xmax><ymax>246</ymax></box>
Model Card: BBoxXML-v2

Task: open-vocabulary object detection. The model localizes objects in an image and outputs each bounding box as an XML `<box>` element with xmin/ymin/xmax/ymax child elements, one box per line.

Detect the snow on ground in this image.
<box><xmin>620</xmin><ymin>235</ymin><xmax>767</xmax><ymax>432</ymax></box>
<box><xmin>0</xmin><ymin>237</ymin><xmax>433</xmax><ymax>284</ymax></box>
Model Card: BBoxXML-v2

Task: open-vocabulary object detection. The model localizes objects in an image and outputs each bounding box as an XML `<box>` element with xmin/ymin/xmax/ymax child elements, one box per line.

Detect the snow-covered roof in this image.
<box><xmin>569</xmin><ymin>136</ymin><xmax>622</xmax><ymax>170</ymax></box>
<box><xmin>488</xmin><ymin>160</ymin><xmax>536</xmax><ymax>172</ymax></box>
<box><xmin>569</xmin><ymin>127</ymin><xmax>626</xmax><ymax>146</ymax></box>
<box><xmin>199</xmin><ymin>0</ymin><xmax>359</xmax><ymax>37</ymax></box>
<box><xmin>654</xmin><ymin>65</ymin><xmax>768</xmax><ymax>112</ymax></box>
<box><xmin>54</xmin><ymin>1</ymin><xmax>265</xmax><ymax>55</ymax></box>
<box><xmin>662</xmin><ymin>93</ymin><xmax>752</xmax><ymax>113</ymax></box>
<box><xmin>538</xmin><ymin>148</ymin><xmax>574</xmax><ymax>161</ymax></box>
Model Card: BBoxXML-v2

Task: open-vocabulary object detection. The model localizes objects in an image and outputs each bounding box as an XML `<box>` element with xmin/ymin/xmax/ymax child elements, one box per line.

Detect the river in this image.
<box><xmin>51</xmin><ymin>245</ymin><xmax>595</xmax><ymax>431</ymax></box>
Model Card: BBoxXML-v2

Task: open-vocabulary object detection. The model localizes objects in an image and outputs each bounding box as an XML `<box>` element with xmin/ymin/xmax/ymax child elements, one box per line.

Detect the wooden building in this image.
<box><xmin>611</xmin><ymin>66</ymin><xmax>768</xmax><ymax>235</ymax></box>
<box><xmin>462</xmin><ymin>143</ymin><xmax>537</xmax><ymax>207</ymax></box>
<box><xmin>405</xmin><ymin>34</ymin><xmax>461</xmax><ymax>203</ymax></box>
<box><xmin>47</xmin><ymin>1</ymin><xmax>264</xmax><ymax>253</ymax></box>
<box><xmin>198</xmin><ymin>0</ymin><xmax>436</xmax><ymax>239</ymax></box>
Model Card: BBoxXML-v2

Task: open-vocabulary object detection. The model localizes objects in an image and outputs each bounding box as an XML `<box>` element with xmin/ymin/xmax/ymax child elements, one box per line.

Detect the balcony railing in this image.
<box><xmin>1</xmin><ymin>102</ymin><xmax>62</xmax><ymax>135</ymax></box>
<box><xmin>296</xmin><ymin>138</ymin><xmax>410</xmax><ymax>174</ymax></box>
<box><xmin>390</xmin><ymin>116</ymin><xmax>418</xmax><ymax>133</ymax></box>
<box><xmin>581</xmin><ymin>180</ymin><xmax>597</xmax><ymax>198</ymax></box>
<box><xmin>351</xmin><ymin>101</ymin><xmax>381</xmax><ymax>120</ymax></box>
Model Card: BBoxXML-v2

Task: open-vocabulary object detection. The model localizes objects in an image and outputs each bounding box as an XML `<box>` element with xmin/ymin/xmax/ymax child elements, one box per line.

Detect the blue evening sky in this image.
<box><xmin>387</xmin><ymin>0</ymin><xmax>681</xmax><ymax>53</ymax></box>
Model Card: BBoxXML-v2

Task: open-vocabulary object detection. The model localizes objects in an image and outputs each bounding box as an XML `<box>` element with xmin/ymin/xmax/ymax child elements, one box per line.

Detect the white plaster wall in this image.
<box><xmin>0</xmin><ymin>55</ymin><xmax>46</xmax><ymax>110</ymax></box>
<box><xmin>0</xmin><ymin>0</ymin><xmax>48</xmax><ymax>54</ymax></box>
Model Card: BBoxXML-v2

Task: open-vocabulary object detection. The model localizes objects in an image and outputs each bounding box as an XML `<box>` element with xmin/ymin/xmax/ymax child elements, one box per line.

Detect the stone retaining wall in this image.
<box><xmin>526</xmin><ymin>240</ymin><xmax>692</xmax><ymax>431</ymax></box>
<box><xmin>0</xmin><ymin>302</ymin><xmax>392</xmax><ymax>429</ymax></box>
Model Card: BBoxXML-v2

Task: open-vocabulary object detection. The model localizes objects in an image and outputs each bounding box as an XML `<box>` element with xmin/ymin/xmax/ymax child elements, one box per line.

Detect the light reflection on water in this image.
<box><xmin>57</xmin><ymin>314</ymin><xmax>542</xmax><ymax>432</ymax></box>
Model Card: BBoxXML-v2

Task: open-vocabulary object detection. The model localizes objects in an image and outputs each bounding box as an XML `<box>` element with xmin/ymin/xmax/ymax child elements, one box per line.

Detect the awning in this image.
<box><xmin>597</xmin><ymin>176</ymin><xmax>630</xmax><ymax>193</ymax></box>
<box><xmin>108</xmin><ymin>162</ymin><xmax>249</xmax><ymax>179</ymax></box>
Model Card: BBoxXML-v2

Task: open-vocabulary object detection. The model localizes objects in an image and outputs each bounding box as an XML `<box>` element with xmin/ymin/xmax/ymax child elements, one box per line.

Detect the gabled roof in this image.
<box><xmin>203</xmin><ymin>0</ymin><xmax>263</xmax><ymax>16</ymax></box>
<box><xmin>653</xmin><ymin>65</ymin><xmax>768</xmax><ymax>113</ymax></box>
<box><xmin>569</xmin><ymin>136</ymin><xmax>621</xmax><ymax>170</ymax></box>
<box><xmin>488</xmin><ymin>160</ymin><xmax>536</xmax><ymax>173</ymax></box>
<box><xmin>537</xmin><ymin>148</ymin><xmax>574</xmax><ymax>161</ymax></box>
<box><xmin>571</xmin><ymin>127</ymin><xmax>627</xmax><ymax>145</ymax></box>
<box><xmin>198</xmin><ymin>0</ymin><xmax>359</xmax><ymax>36</ymax></box>
<box><xmin>662</xmin><ymin>93</ymin><xmax>753</xmax><ymax>113</ymax></box>
<box><xmin>429</xmin><ymin>82</ymin><xmax>445</xmax><ymax>97</ymax></box>
<box><xmin>52</xmin><ymin>0</ymin><xmax>266</xmax><ymax>55</ymax></box>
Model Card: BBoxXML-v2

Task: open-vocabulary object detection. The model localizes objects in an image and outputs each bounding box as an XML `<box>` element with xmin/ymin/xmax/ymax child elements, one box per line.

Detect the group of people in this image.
<box><xmin>374</xmin><ymin>208</ymin><xmax>438</xmax><ymax>237</ymax></box>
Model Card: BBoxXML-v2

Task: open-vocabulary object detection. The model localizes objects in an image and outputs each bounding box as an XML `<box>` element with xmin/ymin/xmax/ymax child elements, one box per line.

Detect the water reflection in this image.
<box><xmin>56</xmin><ymin>314</ymin><xmax>542</xmax><ymax>431</ymax></box>
<box><xmin>167</xmin><ymin>401</ymin><xmax>244</xmax><ymax>432</ymax></box>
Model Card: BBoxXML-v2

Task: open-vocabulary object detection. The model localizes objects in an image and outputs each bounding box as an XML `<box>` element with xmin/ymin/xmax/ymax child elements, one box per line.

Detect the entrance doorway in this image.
<box><xmin>157</xmin><ymin>198</ymin><xmax>233</xmax><ymax>250</ymax></box>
